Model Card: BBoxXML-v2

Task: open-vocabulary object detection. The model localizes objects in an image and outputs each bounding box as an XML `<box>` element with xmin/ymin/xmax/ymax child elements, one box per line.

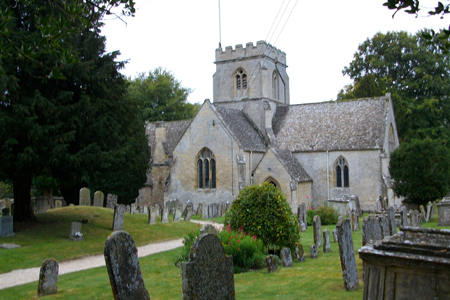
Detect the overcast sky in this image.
<box><xmin>101</xmin><ymin>0</ymin><xmax>448</xmax><ymax>105</ymax></box>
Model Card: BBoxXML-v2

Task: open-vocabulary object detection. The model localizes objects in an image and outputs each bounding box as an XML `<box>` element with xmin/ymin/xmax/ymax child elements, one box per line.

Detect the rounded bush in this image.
<box><xmin>307</xmin><ymin>205</ymin><xmax>339</xmax><ymax>226</ymax></box>
<box><xmin>225</xmin><ymin>182</ymin><xmax>300</xmax><ymax>249</ymax></box>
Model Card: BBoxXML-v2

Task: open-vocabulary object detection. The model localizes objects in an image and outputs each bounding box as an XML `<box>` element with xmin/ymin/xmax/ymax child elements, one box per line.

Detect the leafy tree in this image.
<box><xmin>127</xmin><ymin>68</ymin><xmax>200</xmax><ymax>122</ymax></box>
<box><xmin>389</xmin><ymin>138</ymin><xmax>450</xmax><ymax>205</ymax></box>
<box><xmin>225</xmin><ymin>182</ymin><xmax>300</xmax><ymax>250</ymax></box>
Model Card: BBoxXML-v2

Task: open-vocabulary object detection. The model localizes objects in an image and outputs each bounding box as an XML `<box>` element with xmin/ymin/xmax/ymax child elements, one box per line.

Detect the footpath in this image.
<box><xmin>0</xmin><ymin>220</ymin><xmax>222</xmax><ymax>290</ymax></box>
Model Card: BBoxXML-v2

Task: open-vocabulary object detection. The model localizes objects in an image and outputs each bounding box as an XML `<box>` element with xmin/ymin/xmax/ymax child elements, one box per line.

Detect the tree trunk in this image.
<box><xmin>13</xmin><ymin>171</ymin><xmax>37</xmax><ymax>223</ymax></box>
<box><xmin>43</xmin><ymin>187</ymin><xmax>54</xmax><ymax>210</ymax></box>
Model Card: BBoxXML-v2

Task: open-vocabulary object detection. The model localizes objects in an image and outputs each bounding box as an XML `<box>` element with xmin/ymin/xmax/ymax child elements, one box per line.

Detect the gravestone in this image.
<box><xmin>332</xmin><ymin>229</ymin><xmax>338</xmax><ymax>243</ymax></box>
<box><xmin>295</xmin><ymin>243</ymin><xmax>305</xmax><ymax>262</ymax></box>
<box><xmin>173</xmin><ymin>207</ymin><xmax>181</xmax><ymax>222</ymax></box>
<box><xmin>387</xmin><ymin>206</ymin><xmax>397</xmax><ymax>236</ymax></box>
<box><xmin>378</xmin><ymin>215</ymin><xmax>390</xmax><ymax>238</ymax></box>
<box><xmin>161</xmin><ymin>206</ymin><xmax>169</xmax><ymax>223</ymax></box>
<box><xmin>55</xmin><ymin>200</ymin><xmax>62</xmax><ymax>208</ymax></box>
<box><xmin>197</xmin><ymin>202</ymin><xmax>203</xmax><ymax>216</ymax></box>
<box><xmin>221</xmin><ymin>201</ymin><xmax>227</xmax><ymax>216</ymax></box>
<box><xmin>93</xmin><ymin>191</ymin><xmax>104</xmax><ymax>207</ymax></box>
<box><xmin>310</xmin><ymin>244</ymin><xmax>318</xmax><ymax>259</ymax></box>
<box><xmin>351</xmin><ymin>211</ymin><xmax>359</xmax><ymax>231</ymax></box>
<box><xmin>280</xmin><ymin>247</ymin><xmax>293</xmax><ymax>267</ymax></box>
<box><xmin>200</xmin><ymin>224</ymin><xmax>218</xmax><ymax>235</ymax></box>
<box><xmin>148</xmin><ymin>206</ymin><xmax>157</xmax><ymax>225</ymax></box>
<box><xmin>125</xmin><ymin>205</ymin><xmax>130</xmax><ymax>213</ymax></box>
<box><xmin>410</xmin><ymin>210</ymin><xmax>419</xmax><ymax>227</ymax></box>
<box><xmin>130</xmin><ymin>203</ymin><xmax>137</xmax><ymax>214</ymax></box>
<box><xmin>106</xmin><ymin>194</ymin><xmax>118</xmax><ymax>209</ymax></box>
<box><xmin>419</xmin><ymin>205</ymin><xmax>426</xmax><ymax>222</ymax></box>
<box><xmin>336</xmin><ymin>219</ymin><xmax>359</xmax><ymax>291</ymax></box>
<box><xmin>426</xmin><ymin>202</ymin><xmax>432</xmax><ymax>222</ymax></box>
<box><xmin>181</xmin><ymin>233</ymin><xmax>235</xmax><ymax>300</ymax></box>
<box><xmin>437</xmin><ymin>199</ymin><xmax>450</xmax><ymax>226</ymax></box>
<box><xmin>79</xmin><ymin>187</ymin><xmax>90</xmax><ymax>206</ymax></box>
<box><xmin>184</xmin><ymin>207</ymin><xmax>194</xmax><ymax>221</ymax></box>
<box><xmin>69</xmin><ymin>222</ymin><xmax>84</xmax><ymax>241</ymax></box>
<box><xmin>299</xmin><ymin>221</ymin><xmax>306</xmax><ymax>232</ymax></box>
<box><xmin>104</xmin><ymin>231</ymin><xmax>150</xmax><ymax>300</ymax></box>
<box><xmin>362</xmin><ymin>215</ymin><xmax>383</xmax><ymax>246</ymax></box>
<box><xmin>297</xmin><ymin>203</ymin><xmax>307</xmax><ymax>231</ymax></box>
<box><xmin>112</xmin><ymin>204</ymin><xmax>126</xmax><ymax>231</ymax></box>
<box><xmin>430</xmin><ymin>202</ymin><xmax>437</xmax><ymax>220</ymax></box>
<box><xmin>323</xmin><ymin>229</ymin><xmax>331</xmax><ymax>253</ymax></box>
<box><xmin>382</xmin><ymin>197</ymin><xmax>388</xmax><ymax>212</ymax></box>
<box><xmin>201</xmin><ymin>202</ymin><xmax>209</xmax><ymax>219</ymax></box>
<box><xmin>266</xmin><ymin>255</ymin><xmax>278</xmax><ymax>273</ymax></box>
<box><xmin>400</xmin><ymin>206</ymin><xmax>409</xmax><ymax>227</ymax></box>
<box><xmin>376</xmin><ymin>197</ymin><xmax>382</xmax><ymax>212</ymax></box>
<box><xmin>37</xmin><ymin>258</ymin><xmax>59</xmax><ymax>297</ymax></box>
<box><xmin>0</xmin><ymin>215</ymin><xmax>14</xmax><ymax>237</ymax></box>
<box><xmin>313</xmin><ymin>215</ymin><xmax>322</xmax><ymax>247</ymax></box>
<box><xmin>350</xmin><ymin>195</ymin><xmax>362</xmax><ymax>217</ymax></box>
<box><xmin>183</xmin><ymin>201</ymin><xmax>193</xmax><ymax>218</ymax></box>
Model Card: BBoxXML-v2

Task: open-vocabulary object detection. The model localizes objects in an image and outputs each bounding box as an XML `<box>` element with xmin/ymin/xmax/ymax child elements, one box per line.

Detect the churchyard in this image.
<box><xmin>0</xmin><ymin>204</ymin><xmax>448</xmax><ymax>299</ymax></box>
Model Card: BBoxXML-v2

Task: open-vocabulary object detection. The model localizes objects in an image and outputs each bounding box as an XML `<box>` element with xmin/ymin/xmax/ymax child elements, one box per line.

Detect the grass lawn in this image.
<box><xmin>1</xmin><ymin>210</ymin><xmax>448</xmax><ymax>299</ymax></box>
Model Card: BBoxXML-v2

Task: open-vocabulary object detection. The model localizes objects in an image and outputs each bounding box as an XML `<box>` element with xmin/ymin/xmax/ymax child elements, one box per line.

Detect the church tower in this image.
<box><xmin>212</xmin><ymin>41</ymin><xmax>290</xmax><ymax>137</ymax></box>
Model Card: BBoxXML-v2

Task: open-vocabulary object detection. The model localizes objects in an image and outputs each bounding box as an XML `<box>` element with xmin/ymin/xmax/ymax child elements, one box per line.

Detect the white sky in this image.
<box><xmin>101</xmin><ymin>0</ymin><xmax>448</xmax><ymax>105</ymax></box>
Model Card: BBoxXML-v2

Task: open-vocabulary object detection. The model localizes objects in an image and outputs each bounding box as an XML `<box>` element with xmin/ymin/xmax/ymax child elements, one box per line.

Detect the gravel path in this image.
<box><xmin>0</xmin><ymin>220</ymin><xmax>222</xmax><ymax>290</ymax></box>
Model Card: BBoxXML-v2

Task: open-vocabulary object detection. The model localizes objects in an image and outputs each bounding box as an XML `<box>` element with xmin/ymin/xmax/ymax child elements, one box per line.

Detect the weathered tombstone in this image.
<box><xmin>419</xmin><ymin>205</ymin><xmax>426</xmax><ymax>221</ymax></box>
<box><xmin>104</xmin><ymin>231</ymin><xmax>150</xmax><ymax>300</ymax></box>
<box><xmin>351</xmin><ymin>211</ymin><xmax>359</xmax><ymax>231</ymax></box>
<box><xmin>376</xmin><ymin>196</ymin><xmax>382</xmax><ymax>212</ymax></box>
<box><xmin>183</xmin><ymin>201</ymin><xmax>193</xmax><ymax>218</ymax></box>
<box><xmin>295</xmin><ymin>243</ymin><xmax>305</xmax><ymax>262</ymax></box>
<box><xmin>387</xmin><ymin>206</ymin><xmax>397</xmax><ymax>236</ymax></box>
<box><xmin>197</xmin><ymin>202</ymin><xmax>203</xmax><ymax>216</ymax></box>
<box><xmin>280</xmin><ymin>247</ymin><xmax>293</xmax><ymax>267</ymax></box>
<box><xmin>426</xmin><ymin>201</ymin><xmax>432</xmax><ymax>222</ymax></box>
<box><xmin>332</xmin><ymin>229</ymin><xmax>338</xmax><ymax>243</ymax></box>
<box><xmin>130</xmin><ymin>203</ymin><xmax>137</xmax><ymax>214</ymax></box>
<box><xmin>142</xmin><ymin>205</ymin><xmax>148</xmax><ymax>215</ymax></box>
<box><xmin>310</xmin><ymin>244</ymin><xmax>318</xmax><ymax>259</ymax></box>
<box><xmin>430</xmin><ymin>202</ymin><xmax>437</xmax><ymax>220</ymax></box>
<box><xmin>323</xmin><ymin>229</ymin><xmax>331</xmax><ymax>253</ymax></box>
<box><xmin>173</xmin><ymin>207</ymin><xmax>181</xmax><ymax>222</ymax></box>
<box><xmin>362</xmin><ymin>215</ymin><xmax>383</xmax><ymax>246</ymax></box>
<box><xmin>336</xmin><ymin>219</ymin><xmax>359</xmax><ymax>291</ymax></box>
<box><xmin>69</xmin><ymin>222</ymin><xmax>84</xmax><ymax>241</ymax></box>
<box><xmin>437</xmin><ymin>199</ymin><xmax>450</xmax><ymax>226</ymax></box>
<box><xmin>148</xmin><ymin>206</ymin><xmax>157</xmax><ymax>225</ymax></box>
<box><xmin>161</xmin><ymin>206</ymin><xmax>169</xmax><ymax>223</ymax></box>
<box><xmin>266</xmin><ymin>255</ymin><xmax>278</xmax><ymax>273</ymax></box>
<box><xmin>410</xmin><ymin>210</ymin><xmax>419</xmax><ymax>227</ymax></box>
<box><xmin>299</xmin><ymin>221</ymin><xmax>306</xmax><ymax>232</ymax></box>
<box><xmin>201</xmin><ymin>202</ymin><xmax>209</xmax><ymax>219</ymax></box>
<box><xmin>297</xmin><ymin>203</ymin><xmax>307</xmax><ymax>232</ymax></box>
<box><xmin>184</xmin><ymin>207</ymin><xmax>194</xmax><ymax>221</ymax></box>
<box><xmin>181</xmin><ymin>233</ymin><xmax>235</xmax><ymax>300</ymax></box>
<box><xmin>200</xmin><ymin>224</ymin><xmax>218</xmax><ymax>235</ymax></box>
<box><xmin>313</xmin><ymin>215</ymin><xmax>322</xmax><ymax>247</ymax></box>
<box><xmin>112</xmin><ymin>204</ymin><xmax>126</xmax><ymax>231</ymax></box>
<box><xmin>54</xmin><ymin>200</ymin><xmax>62</xmax><ymax>208</ymax></box>
<box><xmin>79</xmin><ymin>187</ymin><xmax>90</xmax><ymax>206</ymax></box>
<box><xmin>400</xmin><ymin>206</ymin><xmax>409</xmax><ymax>227</ymax></box>
<box><xmin>382</xmin><ymin>197</ymin><xmax>388</xmax><ymax>212</ymax></box>
<box><xmin>0</xmin><ymin>214</ymin><xmax>14</xmax><ymax>237</ymax></box>
<box><xmin>221</xmin><ymin>201</ymin><xmax>227</xmax><ymax>216</ymax></box>
<box><xmin>378</xmin><ymin>214</ymin><xmax>391</xmax><ymax>238</ymax></box>
<box><xmin>350</xmin><ymin>195</ymin><xmax>362</xmax><ymax>217</ymax></box>
<box><xmin>125</xmin><ymin>205</ymin><xmax>130</xmax><ymax>213</ymax></box>
<box><xmin>37</xmin><ymin>258</ymin><xmax>59</xmax><ymax>297</ymax></box>
<box><xmin>93</xmin><ymin>191</ymin><xmax>104</xmax><ymax>207</ymax></box>
<box><xmin>106</xmin><ymin>194</ymin><xmax>118</xmax><ymax>209</ymax></box>
<box><xmin>154</xmin><ymin>204</ymin><xmax>160</xmax><ymax>216</ymax></box>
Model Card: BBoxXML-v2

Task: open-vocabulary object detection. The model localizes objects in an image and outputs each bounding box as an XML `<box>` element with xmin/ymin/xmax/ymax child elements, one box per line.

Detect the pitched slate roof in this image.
<box><xmin>273</xmin><ymin>148</ymin><xmax>312</xmax><ymax>182</ymax></box>
<box><xmin>215</xmin><ymin>106</ymin><xmax>266</xmax><ymax>152</ymax></box>
<box><xmin>146</xmin><ymin>120</ymin><xmax>191</xmax><ymax>157</ymax></box>
<box><xmin>273</xmin><ymin>96</ymin><xmax>390</xmax><ymax>152</ymax></box>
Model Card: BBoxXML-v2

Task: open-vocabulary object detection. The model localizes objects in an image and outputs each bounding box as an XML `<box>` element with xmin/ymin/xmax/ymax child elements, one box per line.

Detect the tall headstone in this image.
<box><xmin>295</xmin><ymin>243</ymin><xmax>305</xmax><ymax>262</ymax></box>
<box><xmin>173</xmin><ymin>207</ymin><xmax>181</xmax><ymax>222</ymax></box>
<box><xmin>310</xmin><ymin>244</ymin><xmax>318</xmax><ymax>259</ymax></box>
<box><xmin>161</xmin><ymin>206</ymin><xmax>169</xmax><ymax>223</ymax></box>
<box><xmin>313</xmin><ymin>215</ymin><xmax>322</xmax><ymax>247</ymax></box>
<box><xmin>148</xmin><ymin>206</ymin><xmax>157</xmax><ymax>225</ymax></box>
<box><xmin>323</xmin><ymin>229</ymin><xmax>331</xmax><ymax>253</ymax></box>
<box><xmin>181</xmin><ymin>233</ymin><xmax>235</xmax><ymax>300</ymax></box>
<box><xmin>201</xmin><ymin>202</ymin><xmax>208</xmax><ymax>219</ymax></box>
<box><xmin>280</xmin><ymin>247</ymin><xmax>293</xmax><ymax>267</ymax></box>
<box><xmin>426</xmin><ymin>201</ymin><xmax>432</xmax><ymax>222</ymax></box>
<box><xmin>378</xmin><ymin>215</ymin><xmax>390</xmax><ymax>238</ymax></box>
<box><xmin>112</xmin><ymin>204</ymin><xmax>126</xmax><ymax>231</ymax></box>
<box><xmin>298</xmin><ymin>203</ymin><xmax>307</xmax><ymax>231</ymax></box>
<box><xmin>336</xmin><ymin>219</ymin><xmax>359</xmax><ymax>291</ymax></box>
<box><xmin>419</xmin><ymin>205</ymin><xmax>426</xmax><ymax>222</ymax></box>
<box><xmin>37</xmin><ymin>258</ymin><xmax>59</xmax><ymax>297</ymax></box>
<box><xmin>400</xmin><ymin>206</ymin><xmax>409</xmax><ymax>227</ymax></box>
<box><xmin>387</xmin><ymin>206</ymin><xmax>397</xmax><ymax>236</ymax></box>
<box><xmin>266</xmin><ymin>255</ymin><xmax>278</xmax><ymax>273</ymax></box>
<box><xmin>351</xmin><ymin>195</ymin><xmax>362</xmax><ymax>217</ymax></box>
<box><xmin>106</xmin><ymin>194</ymin><xmax>118</xmax><ymax>209</ymax></box>
<box><xmin>104</xmin><ymin>231</ymin><xmax>150</xmax><ymax>300</ymax></box>
<box><xmin>351</xmin><ymin>211</ymin><xmax>359</xmax><ymax>231</ymax></box>
<box><xmin>69</xmin><ymin>222</ymin><xmax>84</xmax><ymax>241</ymax></box>
<box><xmin>410</xmin><ymin>210</ymin><xmax>419</xmax><ymax>227</ymax></box>
<box><xmin>430</xmin><ymin>202</ymin><xmax>437</xmax><ymax>220</ymax></box>
<box><xmin>197</xmin><ymin>202</ymin><xmax>203</xmax><ymax>216</ymax></box>
<box><xmin>79</xmin><ymin>187</ymin><xmax>90</xmax><ymax>206</ymax></box>
<box><xmin>93</xmin><ymin>191</ymin><xmax>104</xmax><ymax>207</ymax></box>
<box><xmin>332</xmin><ymin>229</ymin><xmax>338</xmax><ymax>243</ymax></box>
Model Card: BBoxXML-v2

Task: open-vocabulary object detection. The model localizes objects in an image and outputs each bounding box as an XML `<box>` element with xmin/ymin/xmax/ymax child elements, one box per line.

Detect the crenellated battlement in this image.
<box><xmin>215</xmin><ymin>41</ymin><xmax>286</xmax><ymax>65</ymax></box>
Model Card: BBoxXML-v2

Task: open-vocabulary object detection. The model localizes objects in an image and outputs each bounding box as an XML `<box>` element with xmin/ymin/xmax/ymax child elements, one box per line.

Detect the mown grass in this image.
<box><xmin>0</xmin><ymin>206</ymin><xmax>200</xmax><ymax>274</ymax></box>
<box><xmin>1</xmin><ymin>211</ymin><xmax>448</xmax><ymax>300</ymax></box>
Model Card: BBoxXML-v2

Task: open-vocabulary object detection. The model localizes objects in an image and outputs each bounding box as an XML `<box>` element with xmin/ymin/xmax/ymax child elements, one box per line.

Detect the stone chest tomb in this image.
<box><xmin>359</xmin><ymin>227</ymin><xmax>450</xmax><ymax>300</ymax></box>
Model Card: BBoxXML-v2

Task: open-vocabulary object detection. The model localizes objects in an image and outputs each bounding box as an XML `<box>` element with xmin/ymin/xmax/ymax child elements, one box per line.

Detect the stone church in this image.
<box><xmin>137</xmin><ymin>41</ymin><xmax>399</xmax><ymax>212</ymax></box>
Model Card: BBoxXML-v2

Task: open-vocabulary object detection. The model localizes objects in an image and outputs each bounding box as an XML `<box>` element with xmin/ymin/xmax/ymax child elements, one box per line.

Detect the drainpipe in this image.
<box><xmin>327</xmin><ymin>150</ymin><xmax>330</xmax><ymax>199</ymax></box>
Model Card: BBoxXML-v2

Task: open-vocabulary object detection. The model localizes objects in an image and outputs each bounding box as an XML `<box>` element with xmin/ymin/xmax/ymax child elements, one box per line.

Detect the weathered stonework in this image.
<box><xmin>336</xmin><ymin>219</ymin><xmax>359</xmax><ymax>291</ymax></box>
<box><xmin>37</xmin><ymin>258</ymin><xmax>59</xmax><ymax>297</ymax></box>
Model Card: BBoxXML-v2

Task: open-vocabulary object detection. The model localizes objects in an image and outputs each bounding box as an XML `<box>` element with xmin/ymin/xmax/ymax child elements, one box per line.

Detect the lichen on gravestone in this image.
<box><xmin>37</xmin><ymin>258</ymin><xmax>59</xmax><ymax>297</ymax></box>
<box><xmin>323</xmin><ymin>229</ymin><xmax>331</xmax><ymax>253</ymax></box>
<box><xmin>310</xmin><ymin>244</ymin><xmax>318</xmax><ymax>259</ymax></box>
<box><xmin>313</xmin><ymin>215</ymin><xmax>322</xmax><ymax>247</ymax></box>
<box><xmin>266</xmin><ymin>255</ymin><xmax>278</xmax><ymax>273</ymax></box>
<box><xmin>336</xmin><ymin>219</ymin><xmax>359</xmax><ymax>291</ymax></box>
<box><xmin>280</xmin><ymin>247</ymin><xmax>293</xmax><ymax>267</ymax></box>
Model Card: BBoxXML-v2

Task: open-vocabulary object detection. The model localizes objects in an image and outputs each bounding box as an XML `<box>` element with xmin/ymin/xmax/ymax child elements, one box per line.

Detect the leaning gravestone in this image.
<box><xmin>173</xmin><ymin>207</ymin><xmax>182</xmax><ymax>222</ymax></box>
<box><xmin>79</xmin><ymin>187</ymin><xmax>90</xmax><ymax>206</ymax></box>
<box><xmin>280</xmin><ymin>247</ymin><xmax>293</xmax><ymax>267</ymax></box>
<box><xmin>183</xmin><ymin>201</ymin><xmax>193</xmax><ymax>218</ymax></box>
<box><xmin>37</xmin><ymin>258</ymin><xmax>59</xmax><ymax>297</ymax></box>
<box><xmin>323</xmin><ymin>229</ymin><xmax>331</xmax><ymax>253</ymax></box>
<box><xmin>93</xmin><ymin>191</ymin><xmax>104</xmax><ymax>207</ymax></box>
<box><xmin>387</xmin><ymin>206</ymin><xmax>397</xmax><ymax>236</ymax></box>
<box><xmin>266</xmin><ymin>255</ymin><xmax>278</xmax><ymax>273</ymax></box>
<box><xmin>184</xmin><ymin>207</ymin><xmax>194</xmax><ymax>221</ymax></box>
<box><xmin>161</xmin><ymin>206</ymin><xmax>169</xmax><ymax>223</ymax></box>
<box><xmin>106</xmin><ymin>194</ymin><xmax>118</xmax><ymax>209</ymax></box>
<box><xmin>295</xmin><ymin>243</ymin><xmax>305</xmax><ymax>262</ymax></box>
<box><xmin>104</xmin><ymin>231</ymin><xmax>150</xmax><ymax>300</ymax></box>
<box><xmin>310</xmin><ymin>244</ymin><xmax>318</xmax><ymax>259</ymax></box>
<box><xmin>112</xmin><ymin>204</ymin><xmax>126</xmax><ymax>231</ymax></box>
<box><xmin>181</xmin><ymin>233</ymin><xmax>235</xmax><ymax>300</ymax></box>
<box><xmin>69</xmin><ymin>222</ymin><xmax>84</xmax><ymax>241</ymax></box>
<box><xmin>148</xmin><ymin>206</ymin><xmax>157</xmax><ymax>225</ymax></box>
<box><xmin>336</xmin><ymin>219</ymin><xmax>359</xmax><ymax>291</ymax></box>
<box><xmin>313</xmin><ymin>215</ymin><xmax>322</xmax><ymax>247</ymax></box>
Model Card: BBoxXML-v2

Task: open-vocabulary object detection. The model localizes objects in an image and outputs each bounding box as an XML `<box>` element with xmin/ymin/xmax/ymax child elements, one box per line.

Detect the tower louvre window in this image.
<box><xmin>235</xmin><ymin>69</ymin><xmax>247</xmax><ymax>90</ymax></box>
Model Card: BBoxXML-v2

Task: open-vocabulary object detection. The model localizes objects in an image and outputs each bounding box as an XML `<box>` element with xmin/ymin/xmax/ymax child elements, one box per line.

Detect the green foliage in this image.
<box><xmin>225</xmin><ymin>182</ymin><xmax>300</xmax><ymax>249</ymax></box>
<box><xmin>175</xmin><ymin>227</ymin><xmax>201</xmax><ymax>265</ymax></box>
<box><xmin>127</xmin><ymin>68</ymin><xmax>200</xmax><ymax>122</ymax></box>
<box><xmin>390</xmin><ymin>138</ymin><xmax>450</xmax><ymax>205</ymax></box>
<box><xmin>306</xmin><ymin>205</ymin><xmax>338</xmax><ymax>226</ymax></box>
<box><xmin>0</xmin><ymin>181</ymin><xmax>13</xmax><ymax>199</ymax></box>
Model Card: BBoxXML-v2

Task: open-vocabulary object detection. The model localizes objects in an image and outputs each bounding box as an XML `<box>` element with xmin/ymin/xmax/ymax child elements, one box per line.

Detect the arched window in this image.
<box><xmin>264</xmin><ymin>177</ymin><xmax>280</xmax><ymax>188</ymax></box>
<box><xmin>197</xmin><ymin>148</ymin><xmax>216</xmax><ymax>189</ymax></box>
<box><xmin>335</xmin><ymin>156</ymin><xmax>349</xmax><ymax>188</ymax></box>
<box><xmin>235</xmin><ymin>69</ymin><xmax>247</xmax><ymax>90</ymax></box>
<box><xmin>272</xmin><ymin>72</ymin><xmax>279</xmax><ymax>100</ymax></box>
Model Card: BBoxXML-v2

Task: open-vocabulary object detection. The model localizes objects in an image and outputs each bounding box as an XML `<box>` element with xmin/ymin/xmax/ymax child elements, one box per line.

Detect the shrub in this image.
<box><xmin>307</xmin><ymin>205</ymin><xmax>339</xmax><ymax>226</ymax></box>
<box><xmin>225</xmin><ymin>182</ymin><xmax>300</xmax><ymax>249</ymax></box>
<box><xmin>175</xmin><ymin>227</ymin><xmax>201</xmax><ymax>265</ymax></box>
<box><xmin>219</xmin><ymin>224</ymin><xmax>266</xmax><ymax>273</ymax></box>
